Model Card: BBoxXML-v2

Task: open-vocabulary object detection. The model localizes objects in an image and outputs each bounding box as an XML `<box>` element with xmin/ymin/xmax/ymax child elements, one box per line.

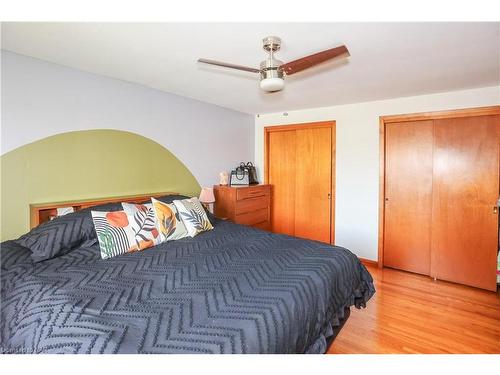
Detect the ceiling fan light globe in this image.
<box><xmin>260</xmin><ymin>77</ymin><xmax>285</xmax><ymax>92</ymax></box>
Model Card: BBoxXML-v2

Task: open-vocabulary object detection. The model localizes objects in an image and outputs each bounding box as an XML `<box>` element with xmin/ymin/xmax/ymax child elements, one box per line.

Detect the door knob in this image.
<box><xmin>494</xmin><ymin>206</ymin><xmax>498</xmax><ymax>214</ymax></box>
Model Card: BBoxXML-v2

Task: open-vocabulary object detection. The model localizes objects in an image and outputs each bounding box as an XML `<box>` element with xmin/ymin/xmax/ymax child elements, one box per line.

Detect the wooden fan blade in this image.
<box><xmin>280</xmin><ymin>45</ymin><xmax>350</xmax><ymax>75</ymax></box>
<box><xmin>198</xmin><ymin>58</ymin><xmax>260</xmax><ymax>73</ymax></box>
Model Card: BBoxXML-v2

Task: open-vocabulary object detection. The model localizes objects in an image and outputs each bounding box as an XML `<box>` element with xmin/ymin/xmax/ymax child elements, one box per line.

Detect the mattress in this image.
<box><xmin>0</xmin><ymin>218</ymin><xmax>374</xmax><ymax>354</ymax></box>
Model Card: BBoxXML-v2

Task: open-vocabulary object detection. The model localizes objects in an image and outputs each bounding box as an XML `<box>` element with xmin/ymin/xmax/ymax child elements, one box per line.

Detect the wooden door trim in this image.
<box><xmin>264</xmin><ymin>121</ymin><xmax>335</xmax><ymax>134</ymax></box>
<box><xmin>381</xmin><ymin>105</ymin><xmax>500</xmax><ymax>123</ymax></box>
<box><xmin>378</xmin><ymin>117</ymin><xmax>386</xmax><ymax>269</ymax></box>
<box><xmin>378</xmin><ymin>105</ymin><xmax>500</xmax><ymax>269</ymax></box>
<box><xmin>264</xmin><ymin>121</ymin><xmax>336</xmax><ymax>244</ymax></box>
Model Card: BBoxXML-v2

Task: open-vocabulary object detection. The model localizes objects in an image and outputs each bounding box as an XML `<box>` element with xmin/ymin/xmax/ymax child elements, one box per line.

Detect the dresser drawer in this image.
<box><xmin>236</xmin><ymin>185</ymin><xmax>269</xmax><ymax>201</ymax></box>
<box><xmin>235</xmin><ymin>195</ymin><xmax>270</xmax><ymax>215</ymax></box>
<box><xmin>235</xmin><ymin>208</ymin><xmax>269</xmax><ymax>226</ymax></box>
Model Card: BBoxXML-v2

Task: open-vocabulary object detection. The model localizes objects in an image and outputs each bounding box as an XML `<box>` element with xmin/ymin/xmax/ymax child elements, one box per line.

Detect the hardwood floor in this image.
<box><xmin>328</xmin><ymin>264</ymin><xmax>500</xmax><ymax>353</ymax></box>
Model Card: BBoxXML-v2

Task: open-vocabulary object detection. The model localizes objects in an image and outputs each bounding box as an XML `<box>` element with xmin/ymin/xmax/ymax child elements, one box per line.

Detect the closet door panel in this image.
<box><xmin>268</xmin><ymin>130</ymin><xmax>296</xmax><ymax>235</ymax></box>
<box><xmin>295</xmin><ymin>127</ymin><xmax>332</xmax><ymax>243</ymax></box>
<box><xmin>384</xmin><ymin>120</ymin><xmax>434</xmax><ymax>275</ymax></box>
<box><xmin>431</xmin><ymin>115</ymin><xmax>499</xmax><ymax>291</ymax></box>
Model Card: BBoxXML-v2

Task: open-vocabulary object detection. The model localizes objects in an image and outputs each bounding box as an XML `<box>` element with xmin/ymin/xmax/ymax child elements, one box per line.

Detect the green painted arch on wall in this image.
<box><xmin>1</xmin><ymin>129</ymin><xmax>201</xmax><ymax>241</ymax></box>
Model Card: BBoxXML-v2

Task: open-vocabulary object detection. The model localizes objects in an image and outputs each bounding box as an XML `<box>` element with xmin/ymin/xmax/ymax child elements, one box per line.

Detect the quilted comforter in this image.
<box><xmin>0</xmin><ymin>219</ymin><xmax>374</xmax><ymax>354</ymax></box>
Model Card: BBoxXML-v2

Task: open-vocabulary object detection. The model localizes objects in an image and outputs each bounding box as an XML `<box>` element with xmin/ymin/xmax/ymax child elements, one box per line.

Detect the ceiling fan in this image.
<box><xmin>198</xmin><ymin>36</ymin><xmax>350</xmax><ymax>93</ymax></box>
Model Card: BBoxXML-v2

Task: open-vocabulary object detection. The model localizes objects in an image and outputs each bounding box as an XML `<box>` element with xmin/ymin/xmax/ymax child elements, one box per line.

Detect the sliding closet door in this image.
<box><xmin>268</xmin><ymin>130</ymin><xmax>296</xmax><ymax>235</ymax></box>
<box><xmin>384</xmin><ymin>120</ymin><xmax>434</xmax><ymax>275</ymax></box>
<box><xmin>431</xmin><ymin>115</ymin><xmax>499</xmax><ymax>291</ymax></box>
<box><xmin>295</xmin><ymin>127</ymin><xmax>332</xmax><ymax>243</ymax></box>
<box><xmin>266</xmin><ymin>122</ymin><xmax>335</xmax><ymax>243</ymax></box>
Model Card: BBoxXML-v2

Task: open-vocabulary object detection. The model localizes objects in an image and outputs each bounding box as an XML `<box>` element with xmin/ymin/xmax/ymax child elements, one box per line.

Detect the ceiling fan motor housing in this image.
<box><xmin>259</xmin><ymin>59</ymin><xmax>285</xmax><ymax>92</ymax></box>
<box><xmin>260</xmin><ymin>36</ymin><xmax>285</xmax><ymax>92</ymax></box>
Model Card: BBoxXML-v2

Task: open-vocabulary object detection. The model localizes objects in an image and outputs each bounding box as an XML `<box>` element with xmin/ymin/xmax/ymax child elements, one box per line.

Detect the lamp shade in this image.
<box><xmin>199</xmin><ymin>187</ymin><xmax>215</xmax><ymax>203</ymax></box>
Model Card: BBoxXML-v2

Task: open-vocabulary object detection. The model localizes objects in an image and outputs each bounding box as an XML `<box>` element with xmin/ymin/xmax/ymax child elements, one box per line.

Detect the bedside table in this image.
<box><xmin>213</xmin><ymin>184</ymin><xmax>271</xmax><ymax>231</ymax></box>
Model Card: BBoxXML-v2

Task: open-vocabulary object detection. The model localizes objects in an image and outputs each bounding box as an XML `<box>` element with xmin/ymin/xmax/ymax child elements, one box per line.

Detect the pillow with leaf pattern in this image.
<box><xmin>173</xmin><ymin>197</ymin><xmax>213</xmax><ymax>237</ymax></box>
<box><xmin>122</xmin><ymin>202</ymin><xmax>161</xmax><ymax>246</ymax></box>
<box><xmin>151</xmin><ymin>198</ymin><xmax>189</xmax><ymax>242</ymax></box>
<box><xmin>92</xmin><ymin>203</ymin><xmax>159</xmax><ymax>259</ymax></box>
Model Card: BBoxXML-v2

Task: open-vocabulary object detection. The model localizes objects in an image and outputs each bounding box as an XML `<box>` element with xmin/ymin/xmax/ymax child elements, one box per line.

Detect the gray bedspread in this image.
<box><xmin>0</xmin><ymin>219</ymin><xmax>374</xmax><ymax>354</ymax></box>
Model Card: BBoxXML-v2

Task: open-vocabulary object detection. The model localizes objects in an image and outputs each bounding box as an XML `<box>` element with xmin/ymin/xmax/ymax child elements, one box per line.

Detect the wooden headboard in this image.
<box><xmin>30</xmin><ymin>192</ymin><xmax>178</xmax><ymax>229</ymax></box>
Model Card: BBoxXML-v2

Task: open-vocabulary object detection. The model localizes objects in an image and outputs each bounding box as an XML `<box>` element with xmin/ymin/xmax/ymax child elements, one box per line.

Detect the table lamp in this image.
<box><xmin>199</xmin><ymin>187</ymin><xmax>215</xmax><ymax>211</ymax></box>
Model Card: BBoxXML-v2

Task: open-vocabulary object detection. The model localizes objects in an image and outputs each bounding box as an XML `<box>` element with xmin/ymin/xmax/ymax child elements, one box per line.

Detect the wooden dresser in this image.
<box><xmin>213</xmin><ymin>184</ymin><xmax>271</xmax><ymax>230</ymax></box>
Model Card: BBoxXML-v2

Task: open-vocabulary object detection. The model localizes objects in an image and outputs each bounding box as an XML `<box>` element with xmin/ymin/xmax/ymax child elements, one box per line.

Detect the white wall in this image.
<box><xmin>255</xmin><ymin>86</ymin><xmax>500</xmax><ymax>260</ymax></box>
<box><xmin>1</xmin><ymin>51</ymin><xmax>254</xmax><ymax>187</ymax></box>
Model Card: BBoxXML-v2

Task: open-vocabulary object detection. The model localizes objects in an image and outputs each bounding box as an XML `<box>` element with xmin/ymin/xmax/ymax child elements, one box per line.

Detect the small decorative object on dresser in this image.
<box><xmin>198</xmin><ymin>187</ymin><xmax>215</xmax><ymax>211</ymax></box>
<box><xmin>218</xmin><ymin>171</ymin><xmax>229</xmax><ymax>185</ymax></box>
<box><xmin>213</xmin><ymin>184</ymin><xmax>271</xmax><ymax>230</ymax></box>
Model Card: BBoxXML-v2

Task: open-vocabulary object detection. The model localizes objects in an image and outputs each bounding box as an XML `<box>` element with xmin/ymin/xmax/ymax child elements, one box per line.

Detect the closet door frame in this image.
<box><xmin>378</xmin><ymin>105</ymin><xmax>500</xmax><ymax>269</ymax></box>
<box><xmin>264</xmin><ymin>121</ymin><xmax>336</xmax><ymax>244</ymax></box>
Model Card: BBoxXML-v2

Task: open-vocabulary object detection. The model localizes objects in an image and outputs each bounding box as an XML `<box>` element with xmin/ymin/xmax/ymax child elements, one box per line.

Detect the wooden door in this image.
<box><xmin>384</xmin><ymin>120</ymin><xmax>434</xmax><ymax>275</ymax></box>
<box><xmin>431</xmin><ymin>115</ymin><xmax>499</xmax><ymax>291</ymax></box>
<box><xmin>268</xmin><ymin>130</ymin><xmax>296</xmax><ymax>235</ymax></box>
<box><xmin>295</xmin><ymin>127</ymin><xmax>332</xmax><ymax>242</ymax></box>
<box><xmin>266</xmin><ymin>122</ymin><xmax>335</xmax><ymax>243</ymax></box>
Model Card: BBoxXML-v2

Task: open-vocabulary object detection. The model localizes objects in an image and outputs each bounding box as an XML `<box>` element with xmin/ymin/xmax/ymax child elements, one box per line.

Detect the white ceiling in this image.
<box><xmin>2</xmin><ymin>22</ymin><xmax>499</xmax><ymax>114</ymax></box>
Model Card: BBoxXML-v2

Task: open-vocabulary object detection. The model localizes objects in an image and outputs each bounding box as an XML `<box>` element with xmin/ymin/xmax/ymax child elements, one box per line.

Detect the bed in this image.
<box><xmin>0</xmin><ymin>194</ymin><xmax>375</xmax><ymax>354</ymax></box>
